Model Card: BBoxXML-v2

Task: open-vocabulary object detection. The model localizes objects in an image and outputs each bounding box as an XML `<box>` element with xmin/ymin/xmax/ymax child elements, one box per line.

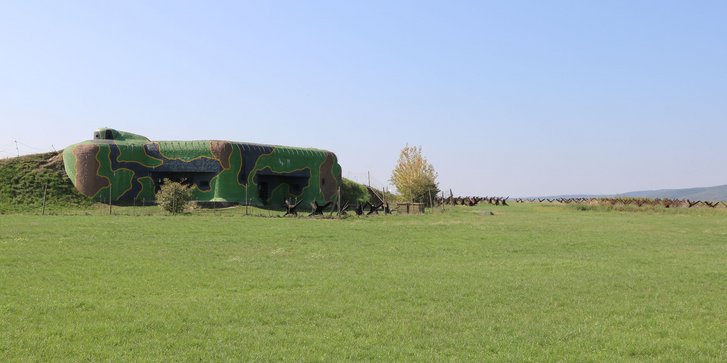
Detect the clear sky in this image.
<box><xmin>2</xmin><ymin>1</ymin><xmax>726</xmax><ymax>196</ymax></box>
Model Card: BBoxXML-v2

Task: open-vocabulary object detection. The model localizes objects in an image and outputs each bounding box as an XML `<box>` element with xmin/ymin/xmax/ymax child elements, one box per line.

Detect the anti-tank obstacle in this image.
<box><xmin>282</xmin><ymin>199</ymin><xmax>304</xmax><ymax>216</ymax></box>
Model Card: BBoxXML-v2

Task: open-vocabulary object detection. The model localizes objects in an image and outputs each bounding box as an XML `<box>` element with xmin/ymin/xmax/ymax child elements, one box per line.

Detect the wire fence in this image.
<box><xmin>0</xmin><ymin>140</ymin><xmax>55</xmax><ymax>159</ymax></box>
<box><xmin>343</xmin><ymin>170</ymin><xmax>391</xmax><ymax>191</ymax></box>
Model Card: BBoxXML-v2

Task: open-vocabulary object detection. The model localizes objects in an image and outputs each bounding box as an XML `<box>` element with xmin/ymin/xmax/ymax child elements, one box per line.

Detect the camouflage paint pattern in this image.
<box><xmin>63</xmin><ymin>128</ymin><xmax>342</xmax><ymax>207</ymax></box>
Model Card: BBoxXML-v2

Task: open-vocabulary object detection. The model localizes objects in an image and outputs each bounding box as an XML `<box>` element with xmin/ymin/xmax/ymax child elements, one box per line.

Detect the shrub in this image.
<box><xmin>156</xmin><ymin>179</ymin><xmax>192</xmax><ymax>214</ymax></box>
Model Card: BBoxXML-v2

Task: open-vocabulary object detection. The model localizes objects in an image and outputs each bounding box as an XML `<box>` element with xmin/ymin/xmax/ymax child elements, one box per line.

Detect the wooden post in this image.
<box><xmin>108</xmin><ymin>184</ymin><xmax>112</xmax><ymax>215</ymax></box>
<box><xmin>337</xmin><ymin>186</ymin><xmax>341</xmax><ymax>219</ymax></box>
<box><xmin>245</xmin><ymin>182</ymin><xmax>249</xmax><ymax>216</ymax></box>
<box><xmin>42</xmin><ymin>184</ymin><xmax>47</xmax><ymax>216</ymax></box>
<box><xmin>428</xmin><ymin>189</ymin><xmax>433</xmax><ymax>214</ymax></box>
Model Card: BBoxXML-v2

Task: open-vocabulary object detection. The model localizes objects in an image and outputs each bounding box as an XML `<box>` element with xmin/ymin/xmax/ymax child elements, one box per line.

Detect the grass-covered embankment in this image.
<box><xmin>0</xmin><ymin>152</ymin><xmax>92</xmax><ymax>214</ymax></box>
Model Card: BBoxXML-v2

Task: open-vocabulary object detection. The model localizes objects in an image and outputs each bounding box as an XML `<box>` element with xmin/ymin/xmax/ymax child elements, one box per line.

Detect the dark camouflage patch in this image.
<box><xmin>72</xmin><ymin>144</ymin><xmax>109</xmax><ymax>196</ymax></box>
<box><xmin>210</xmin><ymin>141</ymin><xmax>232</xmax><ymax>169</ymax></box>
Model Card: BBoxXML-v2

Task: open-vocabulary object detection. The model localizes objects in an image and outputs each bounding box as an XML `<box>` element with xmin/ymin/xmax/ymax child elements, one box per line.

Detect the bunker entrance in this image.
<box><xmin>255</xmin><ymin>173</ymin><xmax>310</xmax><ymax>206</ymax></box>
<box><xmin>151</xmin><ymin>171</ymin><xmax>216</xmax><ymax>192</ymax></box>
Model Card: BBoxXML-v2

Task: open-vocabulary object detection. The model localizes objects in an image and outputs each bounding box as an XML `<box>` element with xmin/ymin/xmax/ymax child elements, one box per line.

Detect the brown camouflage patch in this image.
<box><xmin>210</xmin><ymin>141</ymin><xmax>232</xmax><ymax>169</ymax></box>
<box><xmin>73</xmin><ymin>144</ymin><xmax>109</xmax><ymax>196</ymax></box>
<box><xmin>320</xmin><ymin>152</ymin><xmax>337</xmax><ymax>200</ymax></box>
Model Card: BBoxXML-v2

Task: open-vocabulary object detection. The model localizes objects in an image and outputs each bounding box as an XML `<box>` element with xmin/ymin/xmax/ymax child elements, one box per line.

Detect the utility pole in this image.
<box><xmin>14</xmin><ymin>140</ymin><xmax>19</xmax><ymax>157</ymax></box>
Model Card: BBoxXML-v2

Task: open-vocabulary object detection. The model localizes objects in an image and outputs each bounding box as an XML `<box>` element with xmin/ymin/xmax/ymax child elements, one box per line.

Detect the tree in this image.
<box><xmin>156</xmin><ymin>179</ymin><xmax>192</xmax><ymax>214</ymax></box>
<box><xmin>391</xmin><ymin>145</ymin><xmax>439</xmax><ymax>205</ymax></box>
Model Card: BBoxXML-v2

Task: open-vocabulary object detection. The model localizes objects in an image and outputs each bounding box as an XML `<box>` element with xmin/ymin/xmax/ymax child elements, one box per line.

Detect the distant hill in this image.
<box><xmin>526</xmin><ymin>194</ymin><xmax>610</xmax><ymax>200</ymax></box>
<box><xmin>525</xmin><ymin>185</ymin><xmax>727</xmax><ymax>201</ymax></box>
<box><xmin>618</xmin><ymin>185</ymin><xmax>727</xmax><ymax>201</ymax></box>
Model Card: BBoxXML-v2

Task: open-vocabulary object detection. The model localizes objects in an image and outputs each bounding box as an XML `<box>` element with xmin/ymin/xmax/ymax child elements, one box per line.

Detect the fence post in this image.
<box><xmin>428</xmin><ymin>189</ymin><xmax>433</xmax><ymax>214</ymax></box>
<box><xmin>42</xmin><ymin>184</ymin><xmax>47</xmax><ymax>216</ymax></box>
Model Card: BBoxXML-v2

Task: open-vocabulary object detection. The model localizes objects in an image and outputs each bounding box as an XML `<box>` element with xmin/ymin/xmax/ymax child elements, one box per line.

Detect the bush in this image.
<box><xmin>156</xmin><ymin>179</ymin><xmax>192</xmax><ymax>214</ymax></box>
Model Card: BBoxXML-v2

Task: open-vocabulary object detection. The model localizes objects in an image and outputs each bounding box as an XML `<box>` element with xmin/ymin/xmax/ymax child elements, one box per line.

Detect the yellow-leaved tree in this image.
<box><xmin>391</xmin><ymin>145</ymin><xmax>439</xmax><ymax>205</ymax></box>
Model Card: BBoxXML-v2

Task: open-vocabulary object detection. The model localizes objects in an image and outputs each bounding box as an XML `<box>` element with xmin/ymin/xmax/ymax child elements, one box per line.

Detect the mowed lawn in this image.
<box><xmin>1</xmin><ymin>204</ymin><xmax>725</xmax><ymax>361</ymax></box>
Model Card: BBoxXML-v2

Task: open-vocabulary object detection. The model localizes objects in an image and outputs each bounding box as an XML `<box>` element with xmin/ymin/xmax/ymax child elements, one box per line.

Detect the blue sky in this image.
<box><xmin>2</xmin><ymin>1</ymin><xmax>726</xmax><ymax>196</ymax></box>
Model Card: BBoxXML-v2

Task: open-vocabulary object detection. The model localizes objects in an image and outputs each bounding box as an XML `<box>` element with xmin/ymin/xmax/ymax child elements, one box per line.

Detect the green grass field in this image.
<box><xmin>1</xmin><ymin>204</ymin><xmax>726</xmax><ymax>361</ymax></box>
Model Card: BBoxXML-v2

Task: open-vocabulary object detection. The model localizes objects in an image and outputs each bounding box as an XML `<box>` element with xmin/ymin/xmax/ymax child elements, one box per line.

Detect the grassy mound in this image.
<box><xmin>340</xmin><ymin>178</ymin><xmax>371</xmax><ymax>204</ymax></box>
<box><xmin>0</xmin><ymin>152</ymin><xmax>93</xmax><ymax>213</ymax></box>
